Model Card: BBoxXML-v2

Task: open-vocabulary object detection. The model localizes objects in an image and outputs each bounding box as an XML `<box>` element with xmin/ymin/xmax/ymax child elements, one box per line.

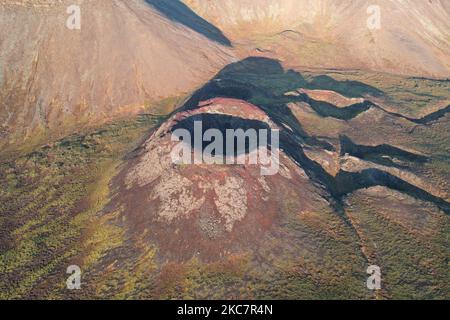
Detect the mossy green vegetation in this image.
<box><xmin>0</xmin><ymin>114</ymin><xmax>162</xmax><ymax>299</ymax></box>
<box><xmin>346</xmin><ymin>191</ymin><xmax>449</xmax><ymax>299</ymax></box>
<box><xmin>0</xmin><ymin>66</ymin><xmax>449</xmax><ymax>299</ymax></box>
<box><xmin>310</xmin><ymin>70</ymin><xmax>450</xmax><ymax>116</ymax></box>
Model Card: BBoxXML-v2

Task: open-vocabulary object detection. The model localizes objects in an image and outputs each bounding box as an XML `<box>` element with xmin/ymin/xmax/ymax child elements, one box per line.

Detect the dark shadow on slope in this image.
<box><xmin>279</xmin><ymin>130</ymin><xmax>450</xmax><ymax>215</ymax></box>
<box><xmin>340</xmin><ymin>135</ymin><xmax>428</xmax><ymax>168</ymax></box>
<box><xmin>175</xmin><ymin>57</ymin><xmax>450</xmax><ymax>214</ymax></box>
<box><xmin>380</xmin><ymin>105</ymin><xmax>450</xmax><ymax>125</ymax></box>
<box><xmin>294</xmin><ymin>93</ymin><xmax>373</xmax><ymax>120</ymax></box>
<box><xmin>181</xmin><ymin>57</ymin><xmax>348</xmax><ymax>151</ymax></box>
<box><xmin>144</xmin><ymin>0</ymin><xmax>232</xmax><ymax>46</ymax></box>
<box><xmin>335</xmin><ymin>169</ymin><xmax>450</xmax><ymax>214</ymax></box>
<box><xmin>216</xmin><ymin>57</ymin><xmax>288</xmax><ymax>76</ymax></box>
<box><xmin>294</xmin><ymin>92</ymin><xmax>450</xmax><ymax>124</ymax></box>
<box><xmin>259</xmin><ymin>102</ymin><xmax>335</xmax><ymax>151</ymax></box>
<box><xmin>415</xmin><ymin>105</ymin><xmax>450</xmax><ymax>124</ymax></box>
<box><xmin>183</xmin><ymin>80</ymin><xmax>255</xmax><ymax>110</ymax></box>
<box><xmin>308</xmin><ymin>75</ymin><xmax>383</xmax><ymax>98</ymax></box>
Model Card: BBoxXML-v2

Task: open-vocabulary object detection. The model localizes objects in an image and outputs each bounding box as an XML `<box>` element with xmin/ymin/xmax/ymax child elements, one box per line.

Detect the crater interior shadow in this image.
<box><xmin>170</xmin><ymin>57</ymin><xmax>450</xmax><ymax>214</ymax></box>
<box><xmin>172</xmin><ymin>113</ymin><xmax>275</xmax><ymax>157</ymax></box>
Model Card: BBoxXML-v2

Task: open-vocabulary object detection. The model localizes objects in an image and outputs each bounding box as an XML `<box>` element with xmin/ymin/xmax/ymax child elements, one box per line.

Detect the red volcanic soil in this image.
<box><xmin>105</xmin><ymin>97</ymin><xmax>326</xmax><ymax>262</ymax></box>
<box><xmin>0</xmin><ymin>0</ymin><xmax>233</xmax><ymax>143</ymax></box>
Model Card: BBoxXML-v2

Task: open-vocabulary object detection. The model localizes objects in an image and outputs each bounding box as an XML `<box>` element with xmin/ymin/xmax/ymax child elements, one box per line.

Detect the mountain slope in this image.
<box><xmin>184</xmin><ymin>0</ymin><xmax>450</xmax><ymax>77</ymax></box>
<box><xmin>1</xmin><ymin>56</ymin><xmax>449</xmax><ymax>300</ymax></box>
<box><xmin>0</xmin><ymin>0</ymin><xmax>233</xmax><ymax>143</ymax></box>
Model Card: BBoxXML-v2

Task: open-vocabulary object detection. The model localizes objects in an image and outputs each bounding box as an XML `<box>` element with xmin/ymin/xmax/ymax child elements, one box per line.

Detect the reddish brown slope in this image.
<box><xmin>184</xmin><ymin>0</ymin><xmax>450</xmax><ymax>77</ymax></box>
<box><xmin>0</xmin><ymin>0</ymin><xmax>234</xmax><ymax>143</ymax></box>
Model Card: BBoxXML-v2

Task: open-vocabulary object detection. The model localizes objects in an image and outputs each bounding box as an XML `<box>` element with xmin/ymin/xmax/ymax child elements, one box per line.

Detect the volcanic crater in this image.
<box><xmin>108</xmin><ymin>96</ymin><xmax>317</xmax><ymax>262</ymax></box>
<box><xmin>105</xmin><ymin>58</ymin><xmax>450</xmax><ymax>267</ymax></box>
